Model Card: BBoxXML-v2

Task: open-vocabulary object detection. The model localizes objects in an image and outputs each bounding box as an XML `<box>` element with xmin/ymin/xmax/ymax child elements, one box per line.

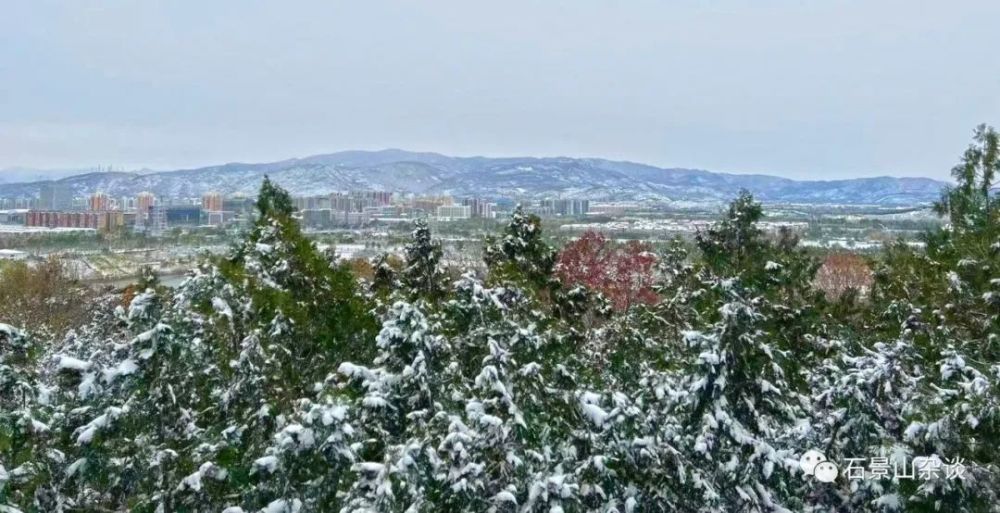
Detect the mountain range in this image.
<box><xmin>0</xmin><ymin>149</ymin><xmax>948</xmax><ymax>206</ymax></box>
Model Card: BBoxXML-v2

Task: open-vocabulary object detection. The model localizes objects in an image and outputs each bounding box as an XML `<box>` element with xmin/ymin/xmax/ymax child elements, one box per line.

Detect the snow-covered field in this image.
<box><xmin>559</xmin><ymin>218</ymin><xmax>809</xmax><ymax>233</ymax></box>
<box><xmin>799</xmin><ymin>238</ymin><xmax>926</xmax><ymax>250</ymax></box>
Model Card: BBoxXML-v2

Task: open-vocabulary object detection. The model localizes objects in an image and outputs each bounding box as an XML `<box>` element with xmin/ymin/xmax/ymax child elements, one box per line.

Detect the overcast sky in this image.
<box><xmin>1</xmin><ymin>1</ymin><xmax>998</xmax><ymax>180</ymax></box>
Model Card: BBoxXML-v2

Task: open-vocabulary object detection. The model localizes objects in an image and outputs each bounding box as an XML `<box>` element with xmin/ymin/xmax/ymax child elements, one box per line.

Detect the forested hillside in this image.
<box><xmin>2</xmin><ymin>127</ymin><xmax>999</xmax><ymax>512</ymax></box>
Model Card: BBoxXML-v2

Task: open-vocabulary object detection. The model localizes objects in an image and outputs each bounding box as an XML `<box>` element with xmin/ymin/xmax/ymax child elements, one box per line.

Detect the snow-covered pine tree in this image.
<box><xmin>436</xmin><ymin>274</ymin><xmax>581</xmax><ymax>512</ymax></box>
<box><xmin>676</xmin><ymin>280</ymin><xmax>804</xmax><ymax>512</ymax></box>
<box><xmin>484</xmin><ymin>206</ymin><xmax>558</xmax><ymax>293</ymax></box>
<box><xmin>840</xmin><ymin>125</ymin><xmax>1000</xmax><ymax>511</ymax></box>
<box><xmin>186</xmin><ymin>177</ymin><xmax>377</xmax><ymax>511</ymax></box>
<box><xmin>400</xmin><ymin>219</ymin><xmax>449</xmax><ymax>303</ymax></box>
<box><xmin>578</xmin><ymin>240</ymin><xmax>696</xmax><ymax>510</ymax></box>
<box><xmin>29</xmin><ymin>178</ymin><xmax>380</xmax><ymax>512</ymax></box>
<box><xmin>667</xmin><ymin>192</ymin><xmax>817</xmax><ymax>512</ymax></box>
<box><xmin>48</xmin><ymin>279</ymin><xmax>216</xmax><ymax>512</ymax></box>
<box><xmin>805</xmin><ymin>330</ymin><xmax>921</xmax><ymax>511</ymax></box>
<box><xmin>338</xmin><ymin>298</ymin><xmax>451</xmax><ymax>511</ymax></box>
<box><xmin>341</xmin><ymin>212</ymin><xmax>590</xmax><ymax>512</ymax></box>
<box><xmin>370</xmin><ymin>253</ymin><xmax>402</xmax><ymax>306</ymax></box>
<box><xmin>0</xmin><ymin>323</ymin><xmax>60</xmax><ymax>513</ymax></box>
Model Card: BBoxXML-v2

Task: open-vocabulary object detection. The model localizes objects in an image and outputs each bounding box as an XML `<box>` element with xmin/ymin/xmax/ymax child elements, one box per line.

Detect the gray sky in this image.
<box><xmin>1</xmin><ymin>0</ymin><xmax>998</xmax><ymax>180</ymax></box>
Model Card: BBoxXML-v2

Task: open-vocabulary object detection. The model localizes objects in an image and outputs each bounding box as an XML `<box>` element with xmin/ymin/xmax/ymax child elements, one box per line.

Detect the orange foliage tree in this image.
<box><xmin>813</xmin><ymin>252</ymin><xmax>873</xmax><ymax>299</ymax></box>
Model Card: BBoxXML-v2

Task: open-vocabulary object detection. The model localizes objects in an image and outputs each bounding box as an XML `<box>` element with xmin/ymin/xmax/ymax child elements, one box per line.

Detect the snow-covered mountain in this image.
<box><xmin>0</xmin><ymin>150</ymin><xmax>947</xmax><ymax>206</ymax></box>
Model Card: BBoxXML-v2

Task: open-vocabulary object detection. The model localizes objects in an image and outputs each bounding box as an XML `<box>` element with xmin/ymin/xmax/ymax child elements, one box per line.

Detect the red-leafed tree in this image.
<box><xmin>556</xmin><ymin>230</ymin><xmax>659</xmax><ymax>310</ymax></box>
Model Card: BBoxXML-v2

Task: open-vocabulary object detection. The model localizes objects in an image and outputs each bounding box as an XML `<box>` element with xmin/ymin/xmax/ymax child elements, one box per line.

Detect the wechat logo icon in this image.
<box><xmin>800</xmin><ymin>449</ymin><xmax>839</xmax><ymax>483</ymax></box>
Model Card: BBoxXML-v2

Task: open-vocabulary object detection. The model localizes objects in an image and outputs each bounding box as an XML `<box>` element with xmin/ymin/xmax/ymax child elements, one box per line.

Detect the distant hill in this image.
<box><xmin>0</xmin><ymin>150</ymin><xmax>948</xmax><ymax>206</ymax></box>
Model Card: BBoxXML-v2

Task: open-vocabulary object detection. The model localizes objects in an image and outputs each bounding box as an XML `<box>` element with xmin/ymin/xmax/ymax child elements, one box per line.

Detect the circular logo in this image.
<box><xmin>814</xmin><ymin>461</ymin><xmax>839</xmax><ymax>483</ymax></box>
<box><xmin>799</xmin><ymin>449</ymin><xmax>827</xmax><ymax>475</ymax></box>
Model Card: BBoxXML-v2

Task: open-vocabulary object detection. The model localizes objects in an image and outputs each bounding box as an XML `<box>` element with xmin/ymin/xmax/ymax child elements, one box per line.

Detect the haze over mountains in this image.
<box><xmin>0</xmin><ymin>149</ymin><xmax>947</xmax><ymax>206</ymax></box>
<box><xmin>0</xmin><ymin>167</ymin><xmax>93</xmax><ymax>184</ymax></box>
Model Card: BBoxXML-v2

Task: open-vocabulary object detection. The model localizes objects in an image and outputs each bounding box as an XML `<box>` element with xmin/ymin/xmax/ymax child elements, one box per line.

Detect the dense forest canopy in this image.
<box><xmin>2</xmin><ymin>126</ymin><xmax>1000</xmax><ymax>512</ymax></box>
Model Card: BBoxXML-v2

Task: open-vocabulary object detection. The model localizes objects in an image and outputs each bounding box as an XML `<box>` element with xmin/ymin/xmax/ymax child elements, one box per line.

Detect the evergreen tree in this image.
<box><xmin>934</xmin><ymin>124</ymin><xmax>999</xmax><ymax>235</ymax></box>
<box><xmin>399</xmin><ymin>219</ymin><xmax>449</xmax><ymax>302</ymax></box>
<box><xmin>4</xmin><ymin>126</ymin><xmax>1000</xmax><ymax>512</ymax></box>
<box><xmin>256</xmin><ymin>176</ymin><xmax>295</xmax><ymax>220</ymax></box>
<box><xmin>0</xmin><ymin>323</ymin><xmax>58</xmax><ymax>512</ymax></box>
<box><xmin>199</xmin><ymin>178</ymin><xmax>376</xmax><ymax>511</ymax></box>
<box><xmin>31</xmin><ymin>179</ymin><xmax>379</xmax><ymax>512</ymax></box>
<box><xmin>817</xmin><ymin>124</ymin><xmax>1000</xmax><ymax>511</ymax></box>
<box><xmin>370</xmin><ymin>253</ymin><xmax>401</xmax><ymax>303</ymax></box>
<box><xmin>696</xmin><ymin>190</ymin><xmax>767</xmax><ymax>277</ymax></box>
<box><xmin>673</xmin><ymin>276</ymin><xmax>807</xmax><ymax>511</ymax></box>
<box><xmin>484</xmin><ymin>206</ymin><xmax>558</xmax><ymax>292</ymax></box>
<box><xmin>45</xmin><ymin>281</ymin><xmax>217</xmax><ymax>512</ymax></box>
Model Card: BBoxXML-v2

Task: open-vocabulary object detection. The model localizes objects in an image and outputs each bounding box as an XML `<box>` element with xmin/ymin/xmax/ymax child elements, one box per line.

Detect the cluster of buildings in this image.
<box><xmin>2</xmin><ymin>184</ymin><xmax>254</xmax><ymax>235</ymax></box>
<box><xmin>1</xmin><ymin>182</ymin><xmax>595</xmax><ymax>234</ymax></box>
<box><xmin>294</xmin><ymin>192</ymin><xmax>505</xmax><ymax>228</ymax></box>
<box><xmin>25</xmin><ymin>210</ymin><xmax>127</xmax><ymax>231</ymax></box>
<box><xmin>292</xmin><ymin>193</ymin><xmax>592</xmax><ymax>229</ymax></box>
<box><xmin>296</xmin><ymin>191</ymin><xmax>397</xmax><ymax>227</ymax></box>
<box><xmin>533</xmin><ymin>199</ymin><xmax>590</xmax><ymax>216</ymax></box>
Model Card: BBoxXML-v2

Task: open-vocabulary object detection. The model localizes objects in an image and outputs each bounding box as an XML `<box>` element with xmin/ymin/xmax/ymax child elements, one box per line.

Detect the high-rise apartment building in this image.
<box><xmin>89</xmin><ymin>192</ymin><xmax>111</xmax><ymax>211</ymax></box>
<box><xmin>202</xmin><ymin>192</ymin><xmax>223</xmax><ymax>213</ymax></box>
<box><xmin>462</xmin><ymin>197</ymin><xmax>497</xmax><ymax>218</ymax></box>
<box><xmin>136</xmin><ymin>192</ymin><xmax>156</xmax><ymax>218</ymax></box>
